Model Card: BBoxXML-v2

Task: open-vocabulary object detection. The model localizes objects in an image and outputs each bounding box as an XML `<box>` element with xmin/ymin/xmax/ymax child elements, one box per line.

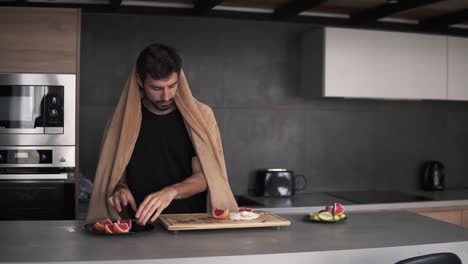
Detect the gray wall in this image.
<box><xmin>80</xmin><ymin>13</ymin><xmax>468</xmax><ymax>195</ymax></box>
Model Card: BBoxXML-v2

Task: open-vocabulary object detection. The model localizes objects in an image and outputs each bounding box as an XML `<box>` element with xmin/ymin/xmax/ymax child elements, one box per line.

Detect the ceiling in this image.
<box><xmin>1</xmin><ymin>0</ymin><xmax>468</xmax><ymax>36</ymax></box>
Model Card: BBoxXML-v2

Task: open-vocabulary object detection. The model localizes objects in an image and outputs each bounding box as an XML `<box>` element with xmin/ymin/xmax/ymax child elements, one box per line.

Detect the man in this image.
<box><xmin>87</xmin><ymin>44</ymin><xmax>238</xmax><ymax>223</ymax></box>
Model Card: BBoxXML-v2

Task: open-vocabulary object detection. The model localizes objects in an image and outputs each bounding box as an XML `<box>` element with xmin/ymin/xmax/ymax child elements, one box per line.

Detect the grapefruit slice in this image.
<box><xmin>94</xmin><ymin>219</ymin><xmax>113</xmax><ymax>232</ymax></box>
<box><xmin>104</xmin><ymin>224</ymin><xmax>115</xmax><ymax>234</ymax></box>
<box><xmin>212</xmin><ymin>208</ymin><xmax>230</xmax><ymax>219</ymax></box>
<box><xmin>113</xmin><ymin>223</ymin><xmax>130</xmax><ymax>233</ymax></box>
<box><xmin>118</xmin><ymin>219</ymin><xmax>132</xmax><ymax>229</ymax></box>
<box><xmin>238</xmin><ymin>207</ymin><xmax>253</xmax><ymax>212</ymax></box>
<box><xmin>333</xmin><ymin>203</ymin><xmax>345</xmax><ymax>216</ymax></box>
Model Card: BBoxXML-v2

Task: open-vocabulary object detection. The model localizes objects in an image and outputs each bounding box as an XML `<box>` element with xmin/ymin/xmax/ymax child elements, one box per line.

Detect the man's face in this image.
<box><xmin>139</xmin><ymin>72</ymin><xmax>179</xmax><ymax>111</ymax></box>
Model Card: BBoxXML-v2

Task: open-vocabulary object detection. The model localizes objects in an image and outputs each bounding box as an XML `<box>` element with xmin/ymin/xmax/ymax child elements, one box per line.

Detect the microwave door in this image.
<box><xmin>0</xmin><ymin>85</ymin><xmax>45</xmax><ymax>134</ymax></box>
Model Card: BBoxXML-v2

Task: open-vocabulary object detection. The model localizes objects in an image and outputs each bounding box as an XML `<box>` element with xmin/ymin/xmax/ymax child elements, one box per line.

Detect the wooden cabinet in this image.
<box><xmin>0</xmin><ymin>7</ymin><xmax>80</xmax><ymax>73</ymax></box>
<box><xmin>302</xmin><ymin>27</ymin><xmax>448</xmax><ymax>100</ymax></box>
<box><xmin>448</xmin><ymin>36</ymin><xmax>468</xmax><ymax>101</ymax></box>
<box><xmin>409</xmin><ymin>206</ymin><xmax>468</xmax><ymax>228</ymax></box>
<box><xmin>0</xmin><ymin>7</ymin><xmax>81</xmax><ymax>219</ymax></box>
<box><xmin>463</xmin><ymin>210</ymin><xmax>468</xmax><ymax>228</ymax></box>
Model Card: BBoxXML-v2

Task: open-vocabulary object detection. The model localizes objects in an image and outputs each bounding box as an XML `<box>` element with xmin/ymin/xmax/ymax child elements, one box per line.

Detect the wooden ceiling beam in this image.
<box><xmin>274</xmin><ymin>0</ymin><xmax>328</xmax><ymax>20</ymax></box>
<box><xmin>193</xmin><ymin>0</ymin><xmax>223</xmax><ymax>15</ymax></box>
<box><xmin>1</xmin><ymin>0</ymin><xmax>468</xmax><ymax>37</ymax></box>
<box><xmin>419</xmin><ymin>8</ymin><xmax>468</xmax><ymax>29</ymax></box>
<box><xmin>351</xmin><ymin>0</ymin><xmax>447</xmax><ymax>25</ymax></box>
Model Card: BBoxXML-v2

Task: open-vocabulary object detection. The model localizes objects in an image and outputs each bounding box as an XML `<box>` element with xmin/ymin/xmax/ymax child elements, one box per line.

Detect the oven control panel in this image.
<box><xmin>0</xmin><ymin>146</ymin><xmax>74</xmax><ymax>168</ymax></box>
<box><xmin>0</xmin><ymin>149</ymin><xmax>52</xmax><ymax>164</ymax></box>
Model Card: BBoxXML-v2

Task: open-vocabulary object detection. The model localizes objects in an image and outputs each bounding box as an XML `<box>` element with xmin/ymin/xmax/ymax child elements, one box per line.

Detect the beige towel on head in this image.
<box><xmin>87</xmin><ymin>66</ymin><xmax>238</xmax><ymax>221</ymax></box>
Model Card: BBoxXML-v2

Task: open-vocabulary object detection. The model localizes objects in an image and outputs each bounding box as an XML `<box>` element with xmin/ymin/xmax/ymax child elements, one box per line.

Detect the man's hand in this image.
<box><xmin>135</xmin><ymin>187</ymin><xmax>177</xmax><ymax>225</ymax></box>
<box><xmin>108</xmin><ymin>188</ymin><xmax>137</xmax><ymax>213</ymax></box>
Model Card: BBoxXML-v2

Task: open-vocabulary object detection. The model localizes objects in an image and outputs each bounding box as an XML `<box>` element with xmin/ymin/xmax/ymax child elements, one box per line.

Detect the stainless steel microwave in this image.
<box><xmin>0</xmin><ymin>73</ymin><xmax>75</xmax><ymax>147</ymax></box>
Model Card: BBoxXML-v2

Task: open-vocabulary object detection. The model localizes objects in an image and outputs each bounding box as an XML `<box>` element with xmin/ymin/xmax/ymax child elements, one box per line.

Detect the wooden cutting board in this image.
<box><xmin>158</xmin><ymin>211</ymin><xmax>290</xmax><ymax>231</ymax></box>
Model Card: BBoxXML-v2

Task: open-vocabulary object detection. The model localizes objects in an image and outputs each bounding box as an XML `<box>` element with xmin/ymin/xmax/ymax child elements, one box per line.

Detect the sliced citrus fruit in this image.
<box><xmin>104</xmin><ymin>224</ymin><xmax>115</xmax><ymax>234</ymax></box>
<box><xmin>238</xmin><ymin>207</ymin><xmax>253</xmax><ymax>212</ymax></box>
<box><xmin>118</xmin><ymin>219</ymin><xmax>132</xmax><ymax>229</ymax></box>
<box><xmin>113</xmin><ymin>223</ymin><xmax>130</xmax><ymax>233</ymax></box>
<box><xmin>212</xmin><ymin>208</ymin><xmax>230</xmax><ymax>219</ymax></box>
<box><xmin>93</xmin><ymin>219</ymin><xmax>113</xmax><ymax>232</ymax></box>
<box><xmin>309</xmin><ymin>212</ymin><xmax>320</xmax><ymax>221</ymax></box>
<box><xmin>318</xmin><ymin>211</ymin><xmax>334</xmax><ymax>221</ymax></box>
<box><xmin>333</xmin><ymin>203</ymin><xmax>345</xmax><ymax>216</ymax></box>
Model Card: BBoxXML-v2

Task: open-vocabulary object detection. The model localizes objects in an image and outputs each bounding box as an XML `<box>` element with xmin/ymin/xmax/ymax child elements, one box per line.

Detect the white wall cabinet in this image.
<box><xmin>302</xmin><ymin>27</ymin><xmax>448</xmax><ymax>100</ymax></box>
<box><xmin>448</xmin><ymin>36</ymin><xmax>468</xmax><ymax>101</ymax></box>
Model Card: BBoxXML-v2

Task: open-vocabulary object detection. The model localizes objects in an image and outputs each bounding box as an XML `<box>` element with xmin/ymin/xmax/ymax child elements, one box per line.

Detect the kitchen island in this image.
<box><xmin>1</xmin><ymin>211</ymin><xmax>467</xmax><ymax>264</ymax></box>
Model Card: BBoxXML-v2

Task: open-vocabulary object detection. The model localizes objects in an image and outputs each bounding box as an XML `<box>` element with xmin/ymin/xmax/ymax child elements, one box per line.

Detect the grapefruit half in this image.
<box><xmin>333</xmin><ymin>203</ymin><xmax>345</xmax><ymax>216</ymax></box>
<box><xmin>212</xmin><ymin>208</ymin><xmax>230</xmax><ymax>219</ymax></box>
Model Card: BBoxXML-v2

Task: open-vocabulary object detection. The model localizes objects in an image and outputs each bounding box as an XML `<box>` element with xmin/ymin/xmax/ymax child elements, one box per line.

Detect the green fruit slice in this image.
<box><xmin>318</xmin><ymin>211</ymin><xmax>334</xmax><ymax>221</ymax></box>
<box><xmin>309</xmin><ymin>212</ymin><xmax>319</xmax><ymax>218</ymax></box>
<box><xmin>308</xmin><ymin>212</ymin><xmax>320</xmax><ymax>221</ymax></box>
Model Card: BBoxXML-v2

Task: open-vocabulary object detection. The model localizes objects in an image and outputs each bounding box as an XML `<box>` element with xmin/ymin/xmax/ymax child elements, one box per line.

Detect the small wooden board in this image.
<box><xmin>158</xmin><ymin>211</ymin><xmax>290</xmax><ymax>231</ymax></box>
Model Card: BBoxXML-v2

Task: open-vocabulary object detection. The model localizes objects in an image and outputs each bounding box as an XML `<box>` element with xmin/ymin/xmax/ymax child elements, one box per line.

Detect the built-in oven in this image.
<box><xmin>0</xmin><ymin>73</ymin><xmax>76</xmax><ymax>220</ymax></box>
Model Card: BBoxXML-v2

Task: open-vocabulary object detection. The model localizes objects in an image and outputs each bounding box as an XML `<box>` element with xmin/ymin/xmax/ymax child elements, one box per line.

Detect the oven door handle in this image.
<box><xmin>0</xmin><ymin>173</ymin><xmax>68</xmax><ymax>180</ymax></box>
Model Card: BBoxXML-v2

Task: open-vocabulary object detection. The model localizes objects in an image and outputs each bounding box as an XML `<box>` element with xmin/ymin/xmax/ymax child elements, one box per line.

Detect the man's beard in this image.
<box><xmin>152</xmin><ymin>99</ymin><xmax>174</xmax><ymax>111</ymax></box>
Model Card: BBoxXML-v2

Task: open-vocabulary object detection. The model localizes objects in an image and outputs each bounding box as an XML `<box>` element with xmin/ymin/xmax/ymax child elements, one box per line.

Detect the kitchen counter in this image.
<box><xmin>77</xmin><ymin>190</ymin><xmax>468</xmax><ymax>220</ymax></box>
<box><xmin>238</xmin><ymin>192</ymin><xmax>356</xmax><ymax>208</ymax></box>
<box><xmin>239</xmin><ymin>189</ymin><xmax>468</xmax><ymax>214</ymax></box>
<box><xmin>1</xmin><ymin>211</ymin><xmax>467</xmax><ymax>264</ymax></box>
<box><xmin>412</xmin><ymin>189</ymin><xmax>468</xmax><ymax>201</ymax></box>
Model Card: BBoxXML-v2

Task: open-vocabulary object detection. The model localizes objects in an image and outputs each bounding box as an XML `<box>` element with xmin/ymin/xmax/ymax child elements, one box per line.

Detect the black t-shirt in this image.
<box><xmin>126</xmin><ymin>104</ymin><xmax>207</xmax><ymax>214</ymax></box>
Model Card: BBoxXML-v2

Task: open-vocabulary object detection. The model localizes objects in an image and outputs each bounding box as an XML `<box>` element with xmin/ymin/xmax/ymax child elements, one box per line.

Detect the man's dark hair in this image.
<box><xmin>136</xmin><ymin>43</ymin><xmax>182</xmax><ymax>82</ymax></box>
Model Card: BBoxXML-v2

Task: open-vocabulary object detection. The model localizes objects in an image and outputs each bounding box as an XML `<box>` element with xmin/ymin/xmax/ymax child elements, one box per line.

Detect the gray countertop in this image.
<box><xmin>238</xmin><ymin>189</ymin><xmax>468</xmax><ymax>214</ymax></box>
<box><xmin>78</xmin><ymin>190</ymin><xmax>468</xmax><ymax>220</ymax></box>
<box><xmin>412</xmin><ymin>189</ymin><xmax>468</xmax><ymax>201</ymax></box>
<box><xmin>1</xmin><ymin>211</ymin><xmax>468</xmax><ymax>263</ymax></box>
<box><xmin>238</xmin><ymin>192</ymin><xmax>357</xmax><ymax>208</ymax></box>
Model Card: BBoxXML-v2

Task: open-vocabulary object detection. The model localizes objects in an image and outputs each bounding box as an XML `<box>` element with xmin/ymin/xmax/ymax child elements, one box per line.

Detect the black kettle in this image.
<box><xmin>255</xmin><ymin>169</ymin><xmax>307</xmax><ymax>197</ymax></box>
<box><xmin>421</xmin><ymin>161</ymin><xmax>446</xmax><ymax>191</ymax></box>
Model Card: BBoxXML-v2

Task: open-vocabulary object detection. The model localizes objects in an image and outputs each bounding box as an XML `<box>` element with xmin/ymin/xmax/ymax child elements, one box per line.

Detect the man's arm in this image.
<box><xmin>135</xmin><ymin>156</ymin><xmax>207</xmax><ymax>224</ymax></box>
<box><xmin>169</xmin><ymin>156</ymin><xmax>207</xmax><ymax>199</ymax></box>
